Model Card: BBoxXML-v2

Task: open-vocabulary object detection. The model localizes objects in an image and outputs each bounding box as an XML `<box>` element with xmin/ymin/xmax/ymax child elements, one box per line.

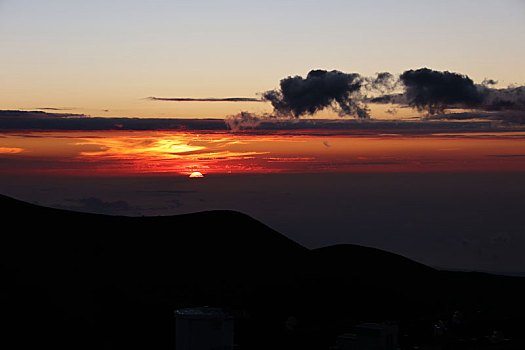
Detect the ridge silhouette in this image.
<box><xmin>1</xmin><ymin>194</ymin><xmax>524</xmax><ymax>349</ymax></box>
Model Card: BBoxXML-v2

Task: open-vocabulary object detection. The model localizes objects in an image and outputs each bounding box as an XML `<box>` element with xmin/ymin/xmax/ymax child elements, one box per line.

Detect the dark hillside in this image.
<box><xmin>1</xmin><ymin>194</ymin><xmax>524</xmax><ymax>349</ymax></box>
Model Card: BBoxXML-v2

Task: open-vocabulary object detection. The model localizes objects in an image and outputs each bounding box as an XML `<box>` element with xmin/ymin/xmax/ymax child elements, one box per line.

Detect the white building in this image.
<box><xmin>175</xmin><ymin>307</ymin><xmax>234</xmax><ymax>350</ymax></box>
<box><xmin>335</xmin><ymin>323</ymin><xmax>398</xmax><ymax>350</ymax></box>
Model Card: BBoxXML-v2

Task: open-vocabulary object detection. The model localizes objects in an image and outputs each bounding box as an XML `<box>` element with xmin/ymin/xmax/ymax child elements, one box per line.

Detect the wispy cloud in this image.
<box><xmin>0</xmin><ymin>109</ymin><xmax>85</xmax><ymax>118</ymax></box>
<box><xmin>147</xmin><ymin>97</ymin><xmax>262</xmax><ymax>102</ymax></box>
<box><xmin>34</xmin><ymin>107</ymin><xmax>77</xmax><ymax>111</ymax></box>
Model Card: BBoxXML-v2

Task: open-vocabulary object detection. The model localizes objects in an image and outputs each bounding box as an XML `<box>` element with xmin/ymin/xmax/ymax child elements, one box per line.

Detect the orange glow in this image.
<box><xmin>0</xmin><ymin>147</ymin><xmax>23</xmax><ymax>154</ymax></box>
<box><xmin>1</xmin><ymin>130</ymin><xmax>525</xmax><ymax>176</ymax></box>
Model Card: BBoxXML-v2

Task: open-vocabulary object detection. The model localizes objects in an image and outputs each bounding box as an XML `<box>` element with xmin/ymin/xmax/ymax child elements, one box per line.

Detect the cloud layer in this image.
<box><xmin>147</xmin><ymin>97</ymin><xmax>262</xmax><ymax>102</ymax></box>
<box><xmin>148</xmin><ymin>68</ymin><xmax>524</xmax><ymax>122</ymax></box>
<box><xmin>395</xmin><ymin>68</ymin><xmax>525</xmax><ymax>114</ymax></box>
<box><xmin>261</xmin><ymin>69</ymin><xmax>369</xmax><ymax>118</ymax></box>
<box><xmin>2</xmin><ymin>109</ymin><xmax>512</xmax><ymax>134</ymax></box>
<box><xmin>258</xmin><ymin>67</ymin><xmax>525</xmax><ymax>123</ymax></box>
<box><xmin>399</xmin><ymin>68</ymin><xmax>485</xmax><ymax>114</ymax></box>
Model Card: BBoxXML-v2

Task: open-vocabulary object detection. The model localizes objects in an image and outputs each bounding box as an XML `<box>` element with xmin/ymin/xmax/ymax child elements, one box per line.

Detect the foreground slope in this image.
<box><xmin>1</xmin><ymin>194</ymin><xmax>524</xmax><ymax>350</ymax></box>
<box><xmin>0</xmin><ymin>194</ymin><xmax>306</xmax><ymax>349</ymax></box>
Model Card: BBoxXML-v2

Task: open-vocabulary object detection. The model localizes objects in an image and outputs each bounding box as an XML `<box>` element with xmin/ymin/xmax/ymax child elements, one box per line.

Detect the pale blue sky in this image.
<box><xmin>1</xmin><ymin>0</ymin><xmax>524</xmax><ymax>117</ymax></box>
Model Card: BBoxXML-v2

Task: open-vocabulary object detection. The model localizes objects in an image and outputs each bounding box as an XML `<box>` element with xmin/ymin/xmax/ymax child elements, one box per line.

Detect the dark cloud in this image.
<box><xmin>145</xmin><ymin>67</ymin><xmax>524</xmax><ymax>122</ymax></box>
<box><xmin>259</xmin><ymin>68</ymin><xmax>524</xmax><ymax>119</ymax></box>
<box><xmin>427</xmin><ymin>110</ymin><xmax>525</xmax><ymax>125</ymax></box>
<box><xmin>3</xmin><ymin>109</ymin><xmax>523</xmax><ymax>134</ymax></box>
<box><xmin>0</xmin><ymin>110</ymin><xmax>227</xmax><ymax>131</ymax></box>
<box><xmin>148</xmin><ymin>71</ymin><xmax>395</xmax><ymax>120</ymax></box>
<box><xmin>399</xmin><ymin>68</ymin><xmax>485</xmax><ymax>114</ymax></box>
<box><xmin>147</xmin><ymin>97</ymin><xmax>262</xmax><ymax>102</ymax></box>
<box><xmin>262</xmin><ymin>69</ymin><xmax>370</xmax><ymax>118</ymax></box>
<box><xmin>482</xmin><ymin>78</ymin><xmax>498</xmax><ymax>86</ymax></box>
<box><xmin>369</xmin><ymin>68</ymin><xmax>525</xmax><ymax>119</ymax></box>
<box><xmin>480</xmin><ymin>86</ymin><xmax>525</xmax><ymax>112</ymax></box>
<box><xmin>486</xmin><ymin>154</ymin><xmax>525</xmax><ymax>158</ymax></box>
<box><xmin>0</xmin><ymin>109</ymin><xmax>85</xmax><ymax>118</ymax></box>
<box><xmin>35</xmin><ymin>107</ymin><xmax>75</xmax><ymax>111</ymax></box>
<box><xmin>224</xmin><ymin>111</ymin><xmax>266</xmax><ymax>131</ymax></box>
<box><xmin>425</xmin><ymin>111</ymin><xmax>495</xmax><ymax>120</ymax></box>
<box><xmin>258</xmin><ymin>67</ymin><xmax>517</xmax><ymax>120</ymax></box>
<box><xmin>365</xmin><ymin>72</ymin><xmax>399</xmax><ymax>93</ymax></box>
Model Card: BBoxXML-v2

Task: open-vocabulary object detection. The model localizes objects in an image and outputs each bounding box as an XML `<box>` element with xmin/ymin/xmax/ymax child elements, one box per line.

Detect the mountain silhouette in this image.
<box><xmin>1</xmin><ymin>194</ymin><xmax>524</xmax><ymax>349</ymax></box>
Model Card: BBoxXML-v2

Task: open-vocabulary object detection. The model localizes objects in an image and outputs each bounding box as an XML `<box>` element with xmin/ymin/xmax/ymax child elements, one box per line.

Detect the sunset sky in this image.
<box><xmin>1</xmin><ymin>1</ymin><xmax>525</xmax><ymax>275</ymax></box>
<box><xmin>1</xmin><ymin>0</ymin><xmax>524</xmax><ymax>118</ymax></box>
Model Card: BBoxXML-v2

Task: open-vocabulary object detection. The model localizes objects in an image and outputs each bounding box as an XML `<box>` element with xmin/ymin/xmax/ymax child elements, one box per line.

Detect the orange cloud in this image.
<box><xmin>1</xmin><ymin>130</ymin><xmax>525</xmax><ymax>176</ymax></box>
<box><xmin>0</xmin><ymin>147</ymin><xmax>23</xmax><ymax>154</ymax></box>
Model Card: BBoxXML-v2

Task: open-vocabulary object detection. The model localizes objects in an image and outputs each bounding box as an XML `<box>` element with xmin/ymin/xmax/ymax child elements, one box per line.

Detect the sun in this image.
<box><xmin>189</xmin><ymin>171</ymin><xmax>204</xmax><ymax>178</ymax></box>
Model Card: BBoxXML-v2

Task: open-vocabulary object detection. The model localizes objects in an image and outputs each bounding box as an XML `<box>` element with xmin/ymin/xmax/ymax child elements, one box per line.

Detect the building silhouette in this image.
<box><xmin>175</xmin><ymin>307</ymin><xmax>234</xmax><ymax>350</ymax></box>
<box><xmin>334</xmin><ymin>323</ymin><xmax>398</xmax><ymax>350</ymax></box>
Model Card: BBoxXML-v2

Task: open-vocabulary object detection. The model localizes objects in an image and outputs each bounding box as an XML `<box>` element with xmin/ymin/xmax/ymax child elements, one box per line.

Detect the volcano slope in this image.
<box><xmin>1</xmin><ymin>194</ymin><xmax>524</xmax><ymax>349</ymax></box>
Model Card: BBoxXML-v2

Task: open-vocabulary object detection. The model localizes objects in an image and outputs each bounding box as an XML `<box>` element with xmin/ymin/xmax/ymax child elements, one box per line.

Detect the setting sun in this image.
<box><xmin>189</xmin><ymin>171</ymin><xmax>204</xmax><ymax>178</ymax></box>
